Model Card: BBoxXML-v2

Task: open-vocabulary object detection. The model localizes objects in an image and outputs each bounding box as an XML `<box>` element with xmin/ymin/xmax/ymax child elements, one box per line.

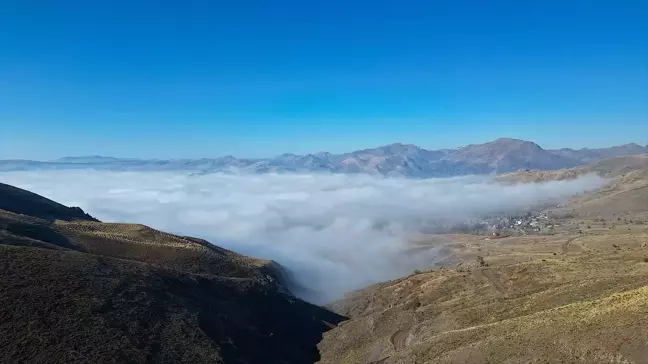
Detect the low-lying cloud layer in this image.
<box><xmin>0</xmin><ymin>171</ymin><xmax>606</xmax><ymax>303</ymax></box>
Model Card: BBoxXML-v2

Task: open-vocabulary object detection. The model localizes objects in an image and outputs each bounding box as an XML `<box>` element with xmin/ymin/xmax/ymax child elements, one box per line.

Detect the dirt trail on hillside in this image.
<box><xmin>562</xmin><ymin>236</ymin><xmax>580</xmax><ymax>254</ymax></box>
<box><xmin>477</xmin><ymin>268</ymin><xmax>508</xmax><ymax>295</ymax></box>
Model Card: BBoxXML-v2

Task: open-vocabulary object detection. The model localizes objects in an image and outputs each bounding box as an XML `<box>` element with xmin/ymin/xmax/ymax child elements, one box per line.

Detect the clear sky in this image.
<box><xmin>1</xmin><ymin>0</ymin><xmax>647</xmax><ymax>159</ymax></box>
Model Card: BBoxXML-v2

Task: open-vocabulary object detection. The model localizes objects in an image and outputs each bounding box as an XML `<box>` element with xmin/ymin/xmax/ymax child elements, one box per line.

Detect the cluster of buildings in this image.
<box><xmin>417</xmin><ymin>210</ymin><xmax>562</xmax><ymax>236</ymax></box>
<box><xmin>483</xmin><ymin>212</ymin><xmax>558</xmax><ymax>236</ymax></box>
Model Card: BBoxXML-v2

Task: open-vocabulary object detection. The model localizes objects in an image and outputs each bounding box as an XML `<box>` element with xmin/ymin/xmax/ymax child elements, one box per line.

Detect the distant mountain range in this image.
<box><xmin>2</xmin><ymin>138</ymin><xmax>647</xmax><ymax>178</ymax></box>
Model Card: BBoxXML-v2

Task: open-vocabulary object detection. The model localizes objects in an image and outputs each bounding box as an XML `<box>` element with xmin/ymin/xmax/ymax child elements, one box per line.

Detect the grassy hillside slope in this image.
<box><xmin>319</xmin><ymin>158</ymin><xmax>648</xmax><ymax>364</ymax></box>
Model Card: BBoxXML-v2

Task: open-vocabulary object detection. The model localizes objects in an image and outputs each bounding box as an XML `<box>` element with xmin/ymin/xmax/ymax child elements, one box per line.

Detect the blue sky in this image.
<box><xmin>1</xmin><ymin>0</ymin><xmax>647</xmax><ymax>159</ymax></box>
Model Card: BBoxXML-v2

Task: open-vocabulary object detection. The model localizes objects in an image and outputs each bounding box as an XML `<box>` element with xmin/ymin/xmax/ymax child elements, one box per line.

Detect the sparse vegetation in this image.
<box><xmin>0</xmin><ymin>183</ymin><xmax>344</xmax><ymax>364</ymax></box>
<box><xmin>322</xmin><ymin>158</ymin><xmax>648</xmax><ymax>363</ymax></box>
<box><xmin>476</xmin><ymin>255</ymin><xmax>487</xmax><ymax>267</ymax></box>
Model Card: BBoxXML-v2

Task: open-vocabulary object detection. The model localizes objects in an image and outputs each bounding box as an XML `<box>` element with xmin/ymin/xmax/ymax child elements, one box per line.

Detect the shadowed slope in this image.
<box><xmin>0</xmin><ymin>182</ymin><xmax>98</xmax><ymax>222</ymax></box>
<box><xmin>0</xmin><ymin>183</ymin><xmax>344</xmax><ymax>364</ymax></box>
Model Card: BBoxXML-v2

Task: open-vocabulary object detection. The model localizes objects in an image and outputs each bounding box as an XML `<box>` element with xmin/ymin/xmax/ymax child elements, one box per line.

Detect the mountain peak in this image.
<box><xmin>618</xmin><ymin>143</ymin><xmax>644</xmax><ymax>149</ymax></box>
<box><xmin>492</xmin><ymin>137</ymin><xmax>537</xmax><ymax>145</ymax></box>
<box><xmin>314</xmin><ymin>151</ymin><xmax>331</xmax><ymax>158</ymax></box>
<box><xmin>217</xmin><ymin>155</ymin><xmax>238</xmax><ymax>162</ymax></box>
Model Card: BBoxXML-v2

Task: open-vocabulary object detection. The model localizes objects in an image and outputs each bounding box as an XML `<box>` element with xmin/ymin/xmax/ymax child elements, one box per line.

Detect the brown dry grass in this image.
<box><xmin>319</xmin><ymin>160</ymin><xmax>648</xmax><ymax>364</ymax></box>
<box><xmin>319</xmin><ymin>234</ymin><xmax>648</xmax><ymax>363</ymax></box>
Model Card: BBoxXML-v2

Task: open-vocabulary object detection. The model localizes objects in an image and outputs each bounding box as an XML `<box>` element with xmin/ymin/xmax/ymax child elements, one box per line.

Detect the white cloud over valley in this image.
<box><xmin>0</xmin><ymin>171</ymin><xmax>606</xmax><ymax>303</ymax></box>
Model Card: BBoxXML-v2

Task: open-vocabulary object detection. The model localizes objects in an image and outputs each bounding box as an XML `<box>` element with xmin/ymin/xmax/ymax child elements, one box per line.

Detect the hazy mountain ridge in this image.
<box><xmin>2</xmin><ymin>138</ymin><xmax>647</xmax><ymax>177</ymax></box>
<box><xmin>548</xmin><ymin>143</ymin><xmax>648</xmax><ymax>164</ymax></box>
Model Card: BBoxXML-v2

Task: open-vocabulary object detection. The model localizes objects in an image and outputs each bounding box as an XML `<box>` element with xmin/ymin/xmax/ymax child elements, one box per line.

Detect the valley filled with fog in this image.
<box><xmin>0</xmin><ymin>171</ymin><xmax>606</xmax><ymax>303</ymax></box>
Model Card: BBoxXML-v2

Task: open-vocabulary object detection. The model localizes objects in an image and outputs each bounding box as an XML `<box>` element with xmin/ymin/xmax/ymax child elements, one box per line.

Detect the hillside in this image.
<box><xmin>319</xmin><ymin>243</ymin><xmax>648</xmax><ymax>363</ymax></box>
<box><xmin>2</xmin><ymin>138</ymin><xmax>646</xmax><ymax>177</ymax></box>
<box><xmin>497</xmin><ymin>154</ymin><xmax>648</xmax><ymax>182</ymax></box>
<box><xmin>317</xmin><ymin>162</ymin><xmax>648</xmax><ymax>364</ymax></box>
<box><xmin>0</xmin><ymin>183</ymin><xmax>344</xmax><ymax>364</ymax></box>
<box><xmin>496</xmin><ymin>154</ymin><xmax>648</xmax><ymax>220</ymax></box>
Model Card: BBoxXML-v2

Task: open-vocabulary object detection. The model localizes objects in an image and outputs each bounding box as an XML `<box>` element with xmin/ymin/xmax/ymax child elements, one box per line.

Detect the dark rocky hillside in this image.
<box><xmin>0</xmin><ymin>182</ymin><xmax>344</xmax><ymax>364</ymax></box>
<box><xmin>0</xmin><ymin>182</ymin><xmax>98</xmax><ymax>222</ymax></box>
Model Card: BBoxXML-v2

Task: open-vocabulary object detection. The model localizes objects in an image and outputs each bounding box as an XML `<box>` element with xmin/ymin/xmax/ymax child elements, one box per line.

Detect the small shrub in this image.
<box><xmin>476</xmin><ymin>256</ymin><xmax>487</xmax><ymax>267</ymax></box>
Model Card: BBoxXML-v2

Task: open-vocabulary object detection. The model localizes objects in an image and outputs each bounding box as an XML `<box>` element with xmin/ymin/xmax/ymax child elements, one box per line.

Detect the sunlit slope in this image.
<box><xmin>498</xmin><ymin>154</ymin><xmax>648</xmax><ymax>219</ymax></box>
<box><xmin>319</xmin><ymin>241</ymin><xmax>648</xmax><ymax>363</ymax></box>
<box><xmin>319</xmin><ymin>158</ymin><xmax>648</xmax><ymax>364</ymax></box>
<box><xmin>496</xmin><ymin>154</ymin><xmax>648</xmax><ymax>183</ymax></box>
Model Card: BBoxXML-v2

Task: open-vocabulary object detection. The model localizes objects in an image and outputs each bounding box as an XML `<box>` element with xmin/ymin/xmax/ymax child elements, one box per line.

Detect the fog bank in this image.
<box><xmin>0</xmin><ymin>171</ymin><xmax>606</xmax><ymax>303</ymax></box>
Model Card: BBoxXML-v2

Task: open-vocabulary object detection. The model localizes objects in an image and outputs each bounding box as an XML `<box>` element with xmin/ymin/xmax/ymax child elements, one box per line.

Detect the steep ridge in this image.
<box><xmin>0</xmin><ymin>183</ymin><xmax>98</xmax><ymax>222</ymax></box>
<box><xmin>0</xmin><ymin>183</ymin><xmax>344</xmax><ymax>364</ymax></box>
